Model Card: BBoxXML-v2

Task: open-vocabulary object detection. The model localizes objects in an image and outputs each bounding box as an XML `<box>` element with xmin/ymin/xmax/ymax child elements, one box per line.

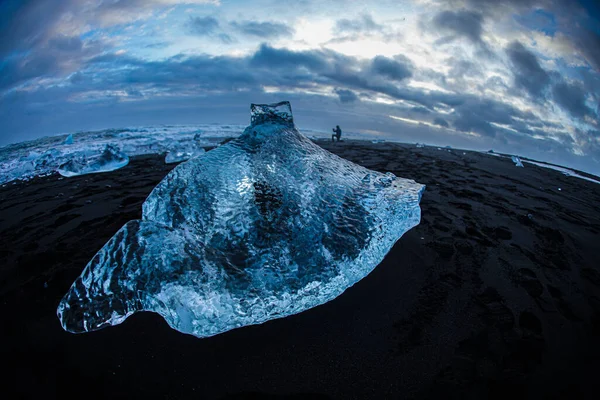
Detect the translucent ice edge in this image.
<box><xmin>56</xmin><ymin>101</ymin><xmax>425</xmax><ymax>338</ymax></box>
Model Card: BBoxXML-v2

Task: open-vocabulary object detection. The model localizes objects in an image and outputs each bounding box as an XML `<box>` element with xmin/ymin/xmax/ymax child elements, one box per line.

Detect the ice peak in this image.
<box><xmin>250</xmin><ymin>101</ymin><xmax>294</xmax><ymax>127</ymax></box>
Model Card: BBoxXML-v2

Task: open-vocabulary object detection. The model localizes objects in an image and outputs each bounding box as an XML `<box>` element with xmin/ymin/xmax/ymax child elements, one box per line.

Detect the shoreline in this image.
<box><xmin>1</xmin><ymin>140</ymin><xmax>600</xmax><ymax>398</ymax></box>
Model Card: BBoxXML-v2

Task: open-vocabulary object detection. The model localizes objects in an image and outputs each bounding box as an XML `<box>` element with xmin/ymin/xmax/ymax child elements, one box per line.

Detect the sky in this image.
<box><xmin>1</xmin><ymin>0</ymin><xmax>599</xmax><ymax>175</ymax></box>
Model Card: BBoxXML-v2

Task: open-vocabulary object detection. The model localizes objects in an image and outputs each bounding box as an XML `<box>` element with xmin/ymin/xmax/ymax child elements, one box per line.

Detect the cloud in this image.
<box><xmin>334</xmin><ymin>88</ymin><xmax>359</xmax><ymax>103</ymax></box>
<box><xmin>574</xmin><ymin>28</ymin><xmax>600</xmax><ymax>71</ymax></box>
<box><xmin>185</xmin><ymin>15</ymin><xmax>232</xmax><ymax>43</ymax></box>
<box><xmin>335</xmin><ymin>14</ymin><xmax>383</xmax><ymax>34</ymax></box>
<box><xmin>231</xmin><ymin>20</ymin><xmax>294</xmax><ymax>39</ymax></box>
<box><xmin>452</xmin><ymin>97</ymin><xmax>537</xmax><ymax>137</ymax></box>
<box><xmin>433</xmin><ymin>117</ymin><xmax>449</xmax><ymax>127</ymax></box>
<box><xmin>0</xmin><ymin>0</ymin><xmax>72</xmax><ymax>57</ymax></box>
<box><xmin>186</xmin><ymin>15</ymin><xmax>219</xmax><ymax>35</ymax></box>
<box><xmin>0</xmin><ymin>34</ymin><xmax>107</xmax><ymax>91</ymax></box>
<box><xmin>370</xmin><ymin>56</ymin><xmax>412</xmax><ymax>81</ymax></box>
<box><xmin>506</xmin><ymin>41</ymin><xmax>551</xmax><ymax>98</ymax></box>
<box><xmin>432</xmin><ymin>10</ymin><xmax>485</xmax><ymax>43</ymax></box>
<box><xmin>250</xmin><ymin>43</ymin><xmax>329</xmax><ymax>71</ymax></box>
<box><xmin>0</xmin><ymin>0</ymin><xmax>220</xmax><ymax>59</ymax></box>
<box><xmin>144</xmin><ymin>41</ymin><xmax>172</xmax><ymax>49</ymax></box>
<box><xmin>552</xmin><ymin>80</ymin><xmax>593</xmax><ymax>119</ymax></box>
<box><xmin>412</xmin><ymin>106</ymin><xmax>431</xmax><ymax>114</ymax></box>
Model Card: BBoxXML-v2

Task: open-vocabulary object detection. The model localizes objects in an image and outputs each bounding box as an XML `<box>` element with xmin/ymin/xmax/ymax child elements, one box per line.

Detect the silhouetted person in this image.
<box><xmin>332</xmin><ymin>125</ymin><xmax>342</xmax><ymax>142</ymax></box>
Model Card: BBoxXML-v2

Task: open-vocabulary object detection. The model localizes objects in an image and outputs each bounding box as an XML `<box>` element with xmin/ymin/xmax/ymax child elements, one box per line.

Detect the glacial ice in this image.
<box><xmin>56</xmin><ymin>101</ymin><xmax>425</xmax><ymax>338</ymax></box>
<box><xmin>0</xmin><ymin>125</ymin><xmax>242</xmax><ymax>184</ymax></box>
<box><xmin>57</xmin><ymin>144</ymin><xmax>129</xmax><ymax>177</ymax></box>
<box><xmin>511</xmin><ymin>155</ymin><xmax>524</xmax><ymax>167</ymax></box>
<box><xmin>64</xmin><ymin>134</ymin><xmax>74</xmax><ymax>145</ymax></box>
<box><xmin>165</xmin><ymin>147</ymin><xmax>205</xmax><ymax>164</ymax></box>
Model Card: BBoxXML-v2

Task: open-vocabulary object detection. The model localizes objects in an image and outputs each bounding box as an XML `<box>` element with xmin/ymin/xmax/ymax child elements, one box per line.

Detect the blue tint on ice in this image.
<box><xmin>57</xmin><ymin>144</ymin><xmax>129</xmax><ymax>177</ymax></box>
<box><xmin>165</xmin><ymin>146</ymin><xmax>205</xmax><ymax>164</ymax></box>
<box><xmin>56</xmin><ymin>101</ymin><xmax>425</xmax><ymax>338</ymax></box>
<box><xmin>511</xmin><ymin>155</ymin><xmax>524</xmax><ymax>167</ymax></box>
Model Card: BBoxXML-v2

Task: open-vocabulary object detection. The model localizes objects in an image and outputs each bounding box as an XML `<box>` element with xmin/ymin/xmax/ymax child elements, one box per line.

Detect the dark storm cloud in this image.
<box><xmin>447</xmin><ymin>58</ymin><xmax>481</xmax><ymax>79</ymax></box>
<box><xmin>335</xmin><ymin>14</ymin><xmax>383</xmax><ymax>33</ymax></box>
<box><xmin>552</xmin><ymin>80</ymin><xmax>593</xmax><ymax>118</ymax></box>
<box><xmin>120</xmin><ymin>55</ymin><xmax>258</xmax><ymax>90</ymax></box>
<box><xmin>436</xmin><ymin>0</ymin><xmax>552</xmax><ymax>16</ymax></box>
<box><xmin>185</xmin><ymin>16</ymin><xmax>233</xmax><ymax>43</ymax></box>
<box><xmin>334</xmin><ymin>88</ymin><xmax>359</xmax><ymax>103</ymax></box>
<box><xmin>186</xmin><ymin>16</ymin><xmax>220</xmax><ymax>36</ymax></box>
<box><xmin>0</xmin><ymin>35</ymin><xmax>106</xmax><ymax>91</ymax></box>
<box><xmin>245</xmin><ymin>45</ymin><xmax>545</xmax><ymax>138</ymax></box>
<box><xmin>433</xmin><ymin>117</ymin><xmax>449</xmax><ymax>127</ymax></box>
<box><xmin>452</xmin><ymin>97</ymin><xmax>536</xmax><ymax>137</ymax></box>
<box><xmin>0</xmin><ymin>38</ymin><xmax>561</xmax><ymax>143</ymax></box>
<box><xmin>370</xmin><ymin>56</ymin><xmax>412</xmax><ymax>81</ymax></box>
<box><xmin>231</xmin><ymin>20</ymin><xmax>294</xmax><ymax>39</ymax></box>
<box><xmin>506</xmin><ymin>41</ymin><xmax>551</xmax><ymax>98</ymax></box>
<box><xmin>432</xmin><ymin>10</ymin><xmax>484</xmax><ymax>43</ymax></box>
<box><xmin>574</xmin><ymin>28</ymin><xmax>600</xmax><ymax>71</ymax></box>
<box><xmin>0</xmin><ymin>0</ymin><xmax>71</xmax><ymax>57</ymax></box>
<box><xmin>249</xmin><ymin>44</ymin><xmax>329</xmax><ymax>71</ymax></box>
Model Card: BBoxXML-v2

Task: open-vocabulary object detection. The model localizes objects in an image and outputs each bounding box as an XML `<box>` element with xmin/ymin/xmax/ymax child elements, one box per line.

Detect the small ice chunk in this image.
<box><xmin>35</xmin><ymin>149</ymin><xmax>61</xmax><ymax>169</ymax></box>
<box><xmin>165</xmin><ymin>147</ymin><xmax>206</xmax><ymax>164</ymax></box>
<box><xmin>416</xmin><ymin>143</ymin><xmax>425</xmax><ymax>148</ymax></box>
<box><xmin>511</xmin><ymin>156</ymin><xmax>524</xmax><ymax>167</ymax></box>
<box><xmin>371</xmin><ymin>139</ymin><xmax>385</xmax><ymax>144</ymax></box>
<box><xmin>57</xmin><ymin>144</ymin><xmax>129</xmax><ymax>177</ymax></box>
<box><xmin>64</xmin><ymin>134</ymin><xmax>74</xmax><ymax>145</ymax></box>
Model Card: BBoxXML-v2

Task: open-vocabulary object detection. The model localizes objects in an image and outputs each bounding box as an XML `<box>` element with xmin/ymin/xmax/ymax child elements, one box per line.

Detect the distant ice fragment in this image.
<box><xmin>64</xmin><ymin>134</ymin><xmax>74</xmax><ymax>145</ymax></box>
<box><xmin>35</xmin><ymin>149</ymin><xmax>61</xmax><ymax>169</ymax></box>
<box><xmin>511</xmin><ymin>155</ymin><xmax>524</xmax><ymax>167</ymax></box>
<box><xmin>165</xmin><ymin>147</ymin><xmax>205</xmax><ymax>164</ymax></box>
<box><xmin>57</xmin><ymin>144</ymin><xmax>129</xmax><ymax>177</ymax></box>
<box><xmin>371</xmin><ymin>139</ymin><xmax>385</xmax><ymax>144</ymax></box>
<box><xmin>416</xmin><ymin>143</ymin><xmax>425</xmax><ymax>148</ymax></box>
<box><xmin>57</xmin><ymin>101</ymin><xmax>425</xmax><ymax>338</ymax></box>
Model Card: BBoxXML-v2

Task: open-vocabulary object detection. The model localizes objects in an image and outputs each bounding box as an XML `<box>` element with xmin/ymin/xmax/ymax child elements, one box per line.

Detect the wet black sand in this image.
<box><xmin>1</xmin><ymin>140</ymin><xmax>600</xmax><ymax>399</ymax></box>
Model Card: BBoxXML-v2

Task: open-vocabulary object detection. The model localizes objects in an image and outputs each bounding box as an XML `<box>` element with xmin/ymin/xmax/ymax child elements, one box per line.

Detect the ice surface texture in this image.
<box><xmin>57</xmin><ymin>144</ymin><xmax>129</xmax><ymax>177</ymax></box>
<box><xmin>57</xmin><ymin>101</ymin><xmax>425</xmax><ymax>338</ymax></box>
<box><xmin>165</xmin><ymin>146</ymin><xmax>205</xmax><ymax>164</ymax></box>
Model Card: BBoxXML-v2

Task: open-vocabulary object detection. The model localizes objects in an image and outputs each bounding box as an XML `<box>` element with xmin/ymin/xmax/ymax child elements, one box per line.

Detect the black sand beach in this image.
<box><xmin>1</xmin><ymin>140</ymin><xmax>600</xmax><ymax>399</ymax></box>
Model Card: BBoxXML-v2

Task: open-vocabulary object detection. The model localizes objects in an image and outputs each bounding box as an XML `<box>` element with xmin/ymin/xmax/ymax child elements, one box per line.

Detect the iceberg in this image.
<box><xmin>57</xmin><ymin>144</ymin><xmax>129</xmax><ymax>177</ymax></box>
<box><xmin>64</xmin><ymin>134</ymin><xmax>74</xmax><ymax>145</ymax></box>
<box><xmin>511</xmin><ymin>155</ymin><xmax>524</xmax><ymax>167</ymax></box>
<box><xmin>57</xmin><ymin>101</ymin><xmax>425</xmax><ymax>338</ymax></box>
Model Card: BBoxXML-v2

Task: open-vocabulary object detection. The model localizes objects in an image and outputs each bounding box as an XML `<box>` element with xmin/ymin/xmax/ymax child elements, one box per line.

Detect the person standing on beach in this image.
<box><xmin>332</xmin><ymin>125</ymin><xmax>342</xmax><ymax>142</ymax></box>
